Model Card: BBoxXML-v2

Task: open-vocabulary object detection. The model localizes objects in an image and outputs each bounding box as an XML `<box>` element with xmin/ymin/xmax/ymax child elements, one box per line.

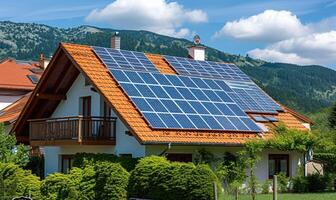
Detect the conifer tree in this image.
<box><xmin>329</xmin><ymin>103</ymin><xmax>336</xmax><ymax>130</ymax></box>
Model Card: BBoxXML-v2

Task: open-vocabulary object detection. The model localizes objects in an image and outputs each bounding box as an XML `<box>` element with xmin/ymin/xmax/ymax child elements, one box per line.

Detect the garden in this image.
<box><xmin>0</xmin><ymin>104</ymin><xmax>335</xmax><ymax>200</ymax></box>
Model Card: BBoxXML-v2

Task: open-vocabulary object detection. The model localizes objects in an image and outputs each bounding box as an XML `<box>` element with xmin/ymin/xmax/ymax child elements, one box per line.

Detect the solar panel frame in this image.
<box><xmin>111</xmin><ymin>69</ymin><xmax>262</xmax><ymax>132</ymax></box>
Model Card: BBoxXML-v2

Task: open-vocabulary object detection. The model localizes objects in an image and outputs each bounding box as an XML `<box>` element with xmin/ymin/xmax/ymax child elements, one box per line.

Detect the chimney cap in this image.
<box><xmin>114</xmin><ymin>31</ymin><xmax>120</xmax><ymax>37</ymax></box>
<box><xmin>193</xmin><ymin>35</ymin><xmax>201</xmax><ymax>45</ymax></box>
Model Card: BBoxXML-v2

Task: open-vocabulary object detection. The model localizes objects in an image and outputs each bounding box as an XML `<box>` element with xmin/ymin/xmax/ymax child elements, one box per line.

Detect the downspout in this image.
<box><xmin>159</xmin><ymin>143</ymin><xmax>171</xmax><ymax>156</ymax></box>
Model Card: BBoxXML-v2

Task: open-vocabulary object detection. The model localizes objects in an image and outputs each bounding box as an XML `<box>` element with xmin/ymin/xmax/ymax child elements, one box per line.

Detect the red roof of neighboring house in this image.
<box><xmin>0</xmin><ymin>59</ymin><xmax>43</xmax><ymax>91</ymax></box>
<box><xmin>0</xmin><ymin>92</ymin><xmax>31</xmax><ymax>125</ymax></box>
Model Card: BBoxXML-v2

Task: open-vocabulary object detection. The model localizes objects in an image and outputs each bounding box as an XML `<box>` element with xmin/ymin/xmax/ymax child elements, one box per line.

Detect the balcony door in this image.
<box><xmin>80</xmin><ymin>96</ymin><xmax>91</xmax><ymax>138</ymax></box>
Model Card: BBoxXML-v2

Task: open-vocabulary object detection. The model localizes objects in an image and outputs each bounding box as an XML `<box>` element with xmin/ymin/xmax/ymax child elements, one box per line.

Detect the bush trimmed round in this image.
<box><xmin>128</xmin><ymin>156</ymin><xmax>219</xmax><ymax>200</ymax></box>
<box><xmin>0</xmin><ymin>163</ymin><xmax>41</xmax><ymax>199</ymax></box>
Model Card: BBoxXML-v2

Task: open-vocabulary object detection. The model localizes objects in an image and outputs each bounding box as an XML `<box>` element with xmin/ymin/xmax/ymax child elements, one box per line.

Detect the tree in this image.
<box><xmin>0</xmin><ymin>124</ymin><xmax>30</xmax><ymax>166</ymax></box>
<box><xmin>239</xmin><ymin>140</ymin><xmax>265</xmax><ymax>200</ymax></box>
<box><xmin>328</xmin><ymin>103</ymin><xmax>336</xmax><ymax>130</ymax></box>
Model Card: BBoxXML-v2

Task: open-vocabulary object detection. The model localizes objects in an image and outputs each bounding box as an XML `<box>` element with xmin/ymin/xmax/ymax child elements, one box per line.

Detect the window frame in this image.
<box><xmin>61</xmin><ymin>155</ymin><xmax>74</xmax><ymax>174</ymax></box>
<box><xmin>268</xmin><ymin>154</ymin><xmax>289</xmax><ymax>179</ymax></box>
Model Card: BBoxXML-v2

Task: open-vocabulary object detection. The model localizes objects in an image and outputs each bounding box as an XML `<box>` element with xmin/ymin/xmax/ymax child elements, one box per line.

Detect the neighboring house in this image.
<box><xmin>0</xmin><ymin>92</ymin><xmax>30</xmax><ymax>135</ymax></box>
<box><xmin>0</xmin><ymin>58</ymin><xmax>45</xmax><ymax>134</ymax></box>
<box><xmin>0</xmin><ymin>58</ymin><xmax>43</xmax><ymax>110</ymax></box>
<box><xmin>12</xmin><ymin>38</ymin><xmax>313</xmax><ymax>179</ymax></box>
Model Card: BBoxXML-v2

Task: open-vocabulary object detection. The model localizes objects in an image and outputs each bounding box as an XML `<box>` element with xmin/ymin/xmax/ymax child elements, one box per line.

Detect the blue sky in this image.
<box><xmin>0</xmin><ymin>0</ymin><xmax>335</xmax><ymax>69</ymax></box>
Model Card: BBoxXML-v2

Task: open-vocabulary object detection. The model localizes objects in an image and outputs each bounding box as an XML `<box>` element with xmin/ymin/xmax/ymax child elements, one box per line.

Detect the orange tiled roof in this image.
<box><xmin>0</xmin><ymin>59</ymin><xmax>42</xmax><ymax>90</ymax></box>
<box><xmin>62</xmin><ymin>43</ymin><xmax>269</xmax><ymax>145</ymax></box>
<box><xmin>0</xmin><ymin>92</ymin><xmax>30</xmax><ymax>124</ymax></box>
<box><xmin>145</xmin><ymin>53</ymin><xmax>177</xmax><ymax>75</ymax></box>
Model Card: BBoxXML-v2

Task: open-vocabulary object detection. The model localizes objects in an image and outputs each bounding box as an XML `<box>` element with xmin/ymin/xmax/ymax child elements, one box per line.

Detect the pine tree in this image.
<box><xmin>329</xmin><ymin>103</ymin><xmax>336</xmax><ymax>130</ymax></box>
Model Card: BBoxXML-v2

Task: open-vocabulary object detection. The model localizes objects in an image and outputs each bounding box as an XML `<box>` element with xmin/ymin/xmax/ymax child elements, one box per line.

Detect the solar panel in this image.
<box><xmin>92</xmin><ymin>46</ymin><xmax>158</xmax><ymax>72</ymax></box>
<box><xmin>264</xmin><ymin>116</ymin><xmax>279</xmax><ymax>122</ymax></box>
<box><xmin>27</xmin><ymin>74</ymin><xmax>39</xmax><ymax>84</ymax></box>
<box><xmin>111</xmin><ymin>69</ymin><xmax>261</xmax><ymax>132</ymax></box>
<box><xmin>225</xmin><ymin>81</ymin><xmax>282</xmax><ymax>113</ymax></box>
<box><xmin>251</xmin><ymin>115</ymin><xmax>268</xmax><ymax>122</ymax></box>
<box><xmin>164</xmin><ymin>55</ymin><xmax>251</xmax><ymax>82</ymax></box>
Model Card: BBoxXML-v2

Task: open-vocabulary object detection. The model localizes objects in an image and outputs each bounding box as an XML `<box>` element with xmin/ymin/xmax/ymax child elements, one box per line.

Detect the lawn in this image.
<box><xmin>223</xmin><ymin>193</ymin><xmax>336</xmax><ymax>200</ymax></box>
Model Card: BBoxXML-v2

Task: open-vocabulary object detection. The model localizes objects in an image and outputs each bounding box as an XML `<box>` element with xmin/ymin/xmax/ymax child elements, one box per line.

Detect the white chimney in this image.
<box><xmin>187</xmin><ymin>35</ymin><xmax>205</xmax><ymax>61</ymax></box>
<box><xmin>111</xmin><ymin>32</ymin><xmax>120</xmax><ymax>50</ymax></box>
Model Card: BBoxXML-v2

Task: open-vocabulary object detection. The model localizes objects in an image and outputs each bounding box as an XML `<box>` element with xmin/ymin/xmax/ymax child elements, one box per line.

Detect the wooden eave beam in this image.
<box><xmin>36</xmin><ymin>93</ymin><xmax>66</xmax><ymax>101</ymax></box>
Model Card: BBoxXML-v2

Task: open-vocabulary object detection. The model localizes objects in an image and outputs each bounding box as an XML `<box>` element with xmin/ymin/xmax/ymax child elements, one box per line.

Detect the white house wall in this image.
<box><xmin>43</xmin><ymin>73</ymin><xmax>145</xmax><ymax>176</ymax></box>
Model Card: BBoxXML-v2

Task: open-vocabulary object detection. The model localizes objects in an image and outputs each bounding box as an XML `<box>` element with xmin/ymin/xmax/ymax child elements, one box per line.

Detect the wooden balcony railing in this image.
<box><xmin>29</xmin><ymin>116</ymin><xmax>117</xmax><ymax>144</ymax></box>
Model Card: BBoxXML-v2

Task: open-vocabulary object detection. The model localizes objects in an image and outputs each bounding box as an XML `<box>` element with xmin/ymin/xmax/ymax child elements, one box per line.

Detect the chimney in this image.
<box><xmin>111</xmin><ymin>32</ymin><xmax>120</xmax><ymax>50</ymax></box>
<box><xmin>187</xmin><ymin>35</ymin><xmax>205</xmax><ymax>61</ymax></box>
<box><xmin>39</xmin><ymin>54</ymin><xmax>45</xmax><ymax>69</ymax></box>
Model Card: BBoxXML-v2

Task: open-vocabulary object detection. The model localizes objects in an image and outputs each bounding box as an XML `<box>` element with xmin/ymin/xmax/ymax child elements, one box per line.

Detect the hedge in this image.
<box><xmin>72</xmin><ymin>153</ymin><xmax>139</xmax><ymax>171</ymax></box>
<box><xmin>94</xmin><ymin>162</ymin><xmax>129</xmax><ymax>200</ymax></box>
<box><xmin>127</xmin><ymin>156</ymin><xmax>220</xmax><ymax>200</ymax></box>
<box><xmin>40</xmin><ymin>172</ymin><xmax>79</xmax><ymax>200</ymax></box>
<box><xmin>41</xmin><ymin>163</ymin><xmax>129</xmax><ymax>200</ymax></box>
<box><xmin>0</xmin><ymin>163</ymin><xmax>41</xmax><ymax>200</ymax></box>
<box><xmin>292</xmin><ymin>173</ymin><xmax>334</xmax><ymax>193</ymax></box>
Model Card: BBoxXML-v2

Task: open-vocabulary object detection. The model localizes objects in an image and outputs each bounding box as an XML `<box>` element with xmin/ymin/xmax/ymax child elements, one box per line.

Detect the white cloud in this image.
<box><xmin>248</xmin><ymin>31</ymin><xmax>336</xmax><ymax>66</ymax></box>
<box><xmin>214</xmin><ymin>10</ymin><xmax>309</xmax><ymax>42</ymax></box>
<box><xmin>248</xmin><ymin>49</ymin><xmax>314</xmax><ymax>65</ymax></box>
<box><xmin>86</xmin><ymin>0</ymin><xmax>208</xmax><ymax>38</ymax></box>
<box><xmin>215</xmin><ymin>9</ymin><xmax>336</xmax><ymax>67</ymax></box>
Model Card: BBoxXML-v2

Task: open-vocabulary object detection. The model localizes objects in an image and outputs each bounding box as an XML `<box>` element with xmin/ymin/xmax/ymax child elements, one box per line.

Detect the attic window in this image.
<box><xmin>27</xmin><ymin>74</ymin><xmax>39</xmax><ymax>84</ymax></box>
<box><xmin>251</xmin><ymin>115</ymin><xmax>268</xmax><ymax>122</ymax></box>
<box><xmin>264</xmin><ymin>116</ymin><xmax>279</xmax><ymax>122</ymax></box>
<box><xmin>29</xmin><ymin>68</ymin><xmax>43</xmax><ymax>74</ymax></box>
<box><xmin>85</xmin><ymin>78</ymin><xmax>91</xmax><ymax>86</ymax></box>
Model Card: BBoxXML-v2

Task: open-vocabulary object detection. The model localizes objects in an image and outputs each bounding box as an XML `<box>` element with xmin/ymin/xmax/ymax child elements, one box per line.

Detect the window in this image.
<box><xmin>103</xmin><ymin>101</ymin><xmax>112</xmax><ymax>117</ymax></box>
<box><xmin>166</xmin><ymin>153</ymin><xmax>192</xmax><ymax>163</ymax></box>
<box><xmin>61</xmin><ymin>155</ymin><xmax>74</xmax><ymax>174</ymax></box>
<box><xmin>269</xmin><ymin>154</ymin><xmax>289</xmax><ymax>178</ymax></box>
<box><xmin>84</xmin><ymin>78</ymin><xmax>91</xmax><ymax>86</ymax></box>
<box><xmin>80</xmin><ymin>96</ymin><xmax>91</xmax><ymax>117</ymax></box>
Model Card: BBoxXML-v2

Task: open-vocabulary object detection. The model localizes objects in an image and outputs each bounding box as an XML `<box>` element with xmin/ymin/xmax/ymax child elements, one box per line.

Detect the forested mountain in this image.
<box><xmin>0</xmin><ymin>21</ymin><xmax>335</xmax><ymax>113</ymax></box>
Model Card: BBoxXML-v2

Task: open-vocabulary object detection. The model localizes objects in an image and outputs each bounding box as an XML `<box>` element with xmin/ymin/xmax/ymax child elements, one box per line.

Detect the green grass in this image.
<box><xmin>223</xmin><ymin>193</ymin><xmax>336</xmax><ymax>200</ymax></box>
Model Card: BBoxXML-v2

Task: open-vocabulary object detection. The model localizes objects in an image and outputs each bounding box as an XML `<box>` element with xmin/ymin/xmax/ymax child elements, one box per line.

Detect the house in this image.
<box><xmin>0</xmin><ymin>57</ymin><xmax>45</xmax><ymax>134</ymax></box>
<box><xmin>12</xmin><ymin>35</ymin><xmax>313</xmax><ymax>179</ymax></box>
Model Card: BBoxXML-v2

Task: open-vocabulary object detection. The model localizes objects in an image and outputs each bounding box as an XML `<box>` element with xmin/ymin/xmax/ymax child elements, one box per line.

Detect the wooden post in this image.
<box><xmin>213</xmin><ymin>182</ymin><xmax>218</xmax><ymax>200</ymax></box>
<box><xmin>273</xmin><ymin>175</ymin><xmax>277</xmax><ymax>200</ymax></box>
<box><xmin>78</xmin><ymin>117</ymin><xmax>82</xmax><ymax>143</ymax></box>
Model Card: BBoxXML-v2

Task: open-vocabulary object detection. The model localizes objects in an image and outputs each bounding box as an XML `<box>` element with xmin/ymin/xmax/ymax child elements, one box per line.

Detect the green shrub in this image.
<box><xmin>306</xmin><ymin>173</ymin><xmax>330</xmax><ymax>192</ymax></box>
<box><xmin>0</xmin><ymin>163</ymin><xmax>41</xmax><ymax>200</ymax></box>
<box><xmin>261</xmin><ymin>180</ymin><xmax>271</xmax><ymax>194</ymax></box>
<box><xmin>128</xmin><ymin>156</ymin><xmax>219</xmax><ymax>200</ymax></box>
<box><xmin>74</xmin><ymin>167</ymin><xmax>96</xmax><ymax>200</ymax></box>
<box><xmin>24</xmin><ymin>155</ymin><xmax>44</xmax><ymax>178</ymax></box>
<box><xmin>73</xmin><ymin>153</ymin><xmax>139</xmax><ymax>171</ymax></box>
<box><xmin>277</xmin><ymin>172</ymin><xmax>289</xmax><ymax>193</ymax></box>
<box><xmin>94</xmin><ymin>162</ymin><xmax>129</xmax><ymax>200</ymax></box>
<box><xmin>40</xmin><ymin>173</ymin><xmax>79</xmax><ymax>200</ymax></box>
<box><xmin>292</xmin><ymin>175</ymin><xmax>308</xmax><ymax>193</ymax></box>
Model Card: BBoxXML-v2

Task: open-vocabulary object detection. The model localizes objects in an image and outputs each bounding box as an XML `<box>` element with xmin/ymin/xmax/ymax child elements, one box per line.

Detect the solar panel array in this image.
<box><xmin>164</xmin><ymin>55</ymin><xmax>251</xmax><ymax>82</ymax></box>
<box><xmin>225</xmin><ymin>81</ymin><xmax>282</xmax><ymax>113</ymax></box>
<box><xmin>111</xmin><ymin>69</ymin><xmax>262</xmax><ymax>132</ymax></box>
<box><xmin>91</xmin><ymin>46</ymin><xmax>284</xmax><ymax>132</ymax></box>
<box><xmin>92</xmin><ymin>46</ymin><xmax>158</xmax><ymax>72</ymax></box>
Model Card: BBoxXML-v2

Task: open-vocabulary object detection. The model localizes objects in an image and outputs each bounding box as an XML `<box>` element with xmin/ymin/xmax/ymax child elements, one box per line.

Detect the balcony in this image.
<box><xmin>29</xmin><ymin>116</ymin><xmax>117</xmax><ymax>145</ymax></box>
